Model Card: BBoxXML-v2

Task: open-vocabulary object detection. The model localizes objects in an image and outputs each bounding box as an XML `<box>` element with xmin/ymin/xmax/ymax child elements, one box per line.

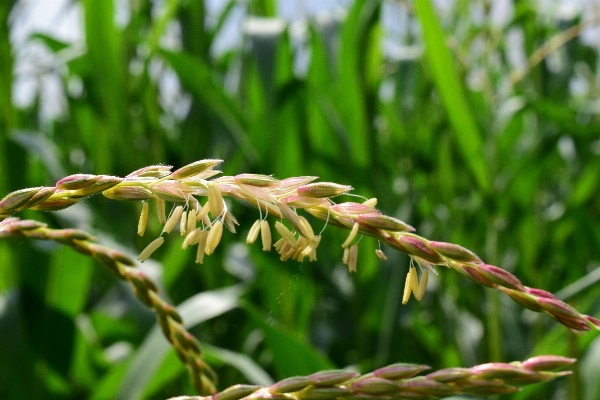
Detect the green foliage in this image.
<box><xmin>1</xmin><ymin>1</ymin><xmax>600</xmax><ymax>399</ymax></box>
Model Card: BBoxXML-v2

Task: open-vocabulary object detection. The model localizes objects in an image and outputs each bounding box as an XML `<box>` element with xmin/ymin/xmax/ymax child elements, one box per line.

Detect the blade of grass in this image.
<box><xmin>337</xmin><ymin>0</ymin><xmax>380</xmax><ymax>167</ymax></box>
<box><xmin>415</xmin><ymin>0</ymin><xmax>491</xmax><ymax>193</ymax></box>
<box><xmin>0</xmin><ymin>0</ymin><xmax>18</xmax><ymax>194</ymax></box>
<box><xmin>161</xmin><ymin>49</ymin><xmax>258</xmax><ymax>163</ymax></box>
<box><xmin>82</xmin><ymin>0</ymin><xmax>128</xmax><ymax>173</ymax></box>
<box><xmin>242</xmin><ymin>302</ymin><xmax>335</xmax><ymax>378</ymax></box>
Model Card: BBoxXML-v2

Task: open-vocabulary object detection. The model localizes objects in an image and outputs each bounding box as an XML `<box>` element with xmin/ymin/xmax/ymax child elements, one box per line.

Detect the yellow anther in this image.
<box><xmin>156</xmin><ymin>198</ymin><xmax>166</xmax><ymax>224</ymax></box>
<box><xmin>261</xmin><ymin>220</ymin><xmax>272</xmax><ymax>252</ymax></box>
<box><xmin>342</xmin><ymin>222</ymin><xmax>359</xmax><ymax>248</ymax></box>
<box><xmin>205</xmin><ymin>220</ymin><xmax>223</xmax><ymax>255</ymax></box>
<box><xmin>163</xmin><ymin>205</ymin><xmax>184</xmax><ymax>234</ymax></box>
<box><xmin>137</xmin><ymin>237</ymin><xmax>165</xmax><ymax>262</ymax></box>
<box><xmin>195</xmin><ymin>231</ymin><xmax>208</xmax><ymax>264</ymax></box>
<box><xmin>179</xmin><ymin>209</ymin><xmax>188</xmax><ymax>236</ymax></box>
<box><xmin>138</xmin><ymin>202</ymin><xmax>149</xmax><ymax>236</ymax></box>
<box><xmin>375</xmin><ymin>249</ymin><xmax>388</xmax><ymax>261</ymax></box>
<box><xmin>246</xmin><ymin>220</ymin><xmax>261</xmax><ymax>244</ymax></box>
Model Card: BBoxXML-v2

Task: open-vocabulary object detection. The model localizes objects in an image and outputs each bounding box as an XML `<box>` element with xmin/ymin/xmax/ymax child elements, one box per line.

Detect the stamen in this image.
<box><xmin>415</xmin><ymin>270</ymin><xmax>429</xmax><ymax>301</ymax></box>
<box><xmin>362</xmin><ymin>198</ymin><xmax>378</xmax><ymax>208</ymax></box>
<box><xmin>260</xmin><ymin>220</ymin><xmax>272</xmax><ymax>251</ymax></box>
<box><xmin>183</xmin><ymin>228</ymin><xmax>203</xmax><ymax>249</ymax></box>
<box><xmin>347</xmin><ymin>244</ymin><xmax>358</xmax><ymax>273</ymax></box>
<box><xmin>402</xmin><ymin>269</ymin><xmax>412</xmax><ymax>304</ymax></box>
<box><xmin>196</xmin><ymin>202</ymin><xmax>211</xmax><ymax>222</ymax></box>
<box><xmin>156</xmin><ymin>198</ymin><xmax>166</xmax><ymax>224</ymax></box>
<box><xmin>208</xmin><ymin>183</ymin><xmax>224</xmax><ymax>219</ymax></box>
<box><xmin>205</xmin><ymin>220</ymin><xmax>223</xmax><ymax>255</ymax></box>
<box><xmin>137</xmin><ymin>237</ymin><xmax>165</xmax><ymax>262</ymax></box>
<box><xmin>274</xmin><ymin>221</ymin><xmax>297</xmax><ymax>247</ymax></box>
<box><xmin>297</xmin><ymin>216</ymin><xmax>315</xmax><ymax>240</ymax></box>
<box><xmin>342</xmin><ymin>222</ymin><xmax>359</xmax><ymax>248</ymax></box>
<box><xmin>274</xmin><ymin>238</ymin><xmax>286</xmax><ymax>252</ymax></box>
<box><xmin>138</xmin><ymin>202</ymin><xmax>149</xmax><ymax>236</ymax></box>
<box><xmin>375</xmin><ymin>249</ymin><xmax>388</xmax><ymax>261</ymax></box>
<box><xmin>195</xmin><ymin>230</ymin><xmax>208</xmax><ymax>264</ymax></box>
<box><xmin>179</xmin><ymin>209</ymin><xmax>188</xmax><ymax>236</ymax></box>
<box><xmin>163</xmin><ymin>205</ymin><xmax>184</xmax><ymax>234</ymax></box>
<box><xmin>186</xmin><ymin>210</ymin><xmax>197</xmax><ymax>234</ymax></box>
<box><xmin>246</xmin><ymin>220</ymin><xmax>261</xmax><ymax>244</ymax></box>
<box><xmin>409</xmin><ymin>266</ymin><xmax>419</xmax><ymax>294</ymax></box>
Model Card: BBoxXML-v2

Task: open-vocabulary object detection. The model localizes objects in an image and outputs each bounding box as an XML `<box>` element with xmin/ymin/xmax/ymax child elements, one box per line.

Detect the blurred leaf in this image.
<box><xmin>415</xmin><ymin>0</ymin><xmax>491</xmax><ymax>193</ymax></box>
<box><xmin>46</xmin><ymin>246</ymin><xmax>94</xmax><ymax>317</ymax></box>
<box><xmin>274</xmin><ymin>30</ymin><xmax>303</xmax><ymax>177</ymax></box>
<box><xmin>570</xmin><ymin>159</ymin><xmax>600</xmax><ymax>207</ymax></box>
<box><xmin>140</xmin><ymin>348</ymin><xmax>185</xmax><ymax>400</ymax></box>
<box><xmin>82</xmin><ymin>0</ymin><xmax>127</xmax><ymax>172</ymax></box>
<box><xmin>305</xmin><ymin>24</ymin><xmax>339</xmax><ymax>161</ymax></box>
<box><xmin>582</xmin><ymin>335</ymin><xmax>600</xmax><ymax>399</ymax></box>
<box><xmin>337</xmin><ymin>0</ymin><xmax>380</xmax><ymax>167</ymax></box>
<box><xmin>29</xmin><ymin>32</ymin><xmax>70</xmax><ymax>53</ymax></box>
<box><xmin>160</xmin><ymin>49</ymin><xmax>257</xmax><ymax>163</ymax></box>
<box><xmin>242</xmin><ymin>302</ymin><xmax>335</xmax><ymax>378</ymax></box>
<box><xmin>204</xmin><ymin>343</ymin><xmax>273</xmax><ymax>386</ymax></box>
<box><xmin>12</xmin><ymin>131</ymin><xmax>66</xmax><ymax>180</ymax></box>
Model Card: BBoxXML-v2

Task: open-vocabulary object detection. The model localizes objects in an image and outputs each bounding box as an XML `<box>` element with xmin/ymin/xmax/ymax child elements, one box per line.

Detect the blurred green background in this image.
<box><xmin>1</xmin><ymin>0</ymin><xmax>600</xmax><ymax>399</ymax></box>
